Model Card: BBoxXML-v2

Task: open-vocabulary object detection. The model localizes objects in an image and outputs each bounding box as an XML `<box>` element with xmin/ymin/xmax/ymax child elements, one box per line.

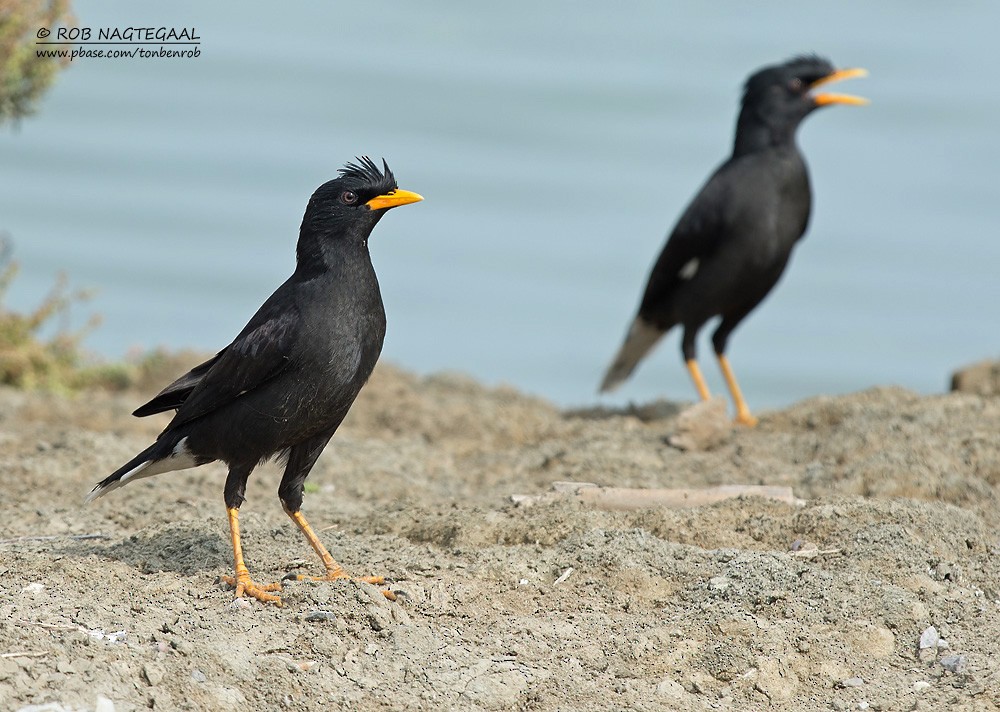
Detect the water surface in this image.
<box><xmin>2</xmin><ymin>2</ymin><xmax>998</xmax><ymax>410</ymax></box>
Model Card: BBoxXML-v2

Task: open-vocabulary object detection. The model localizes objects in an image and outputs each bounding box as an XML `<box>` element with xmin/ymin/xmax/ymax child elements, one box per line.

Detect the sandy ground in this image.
<box><xmin>0</xmin><ymin>362</ymin><xmax>998</xmax><ymax>711</ymax></box>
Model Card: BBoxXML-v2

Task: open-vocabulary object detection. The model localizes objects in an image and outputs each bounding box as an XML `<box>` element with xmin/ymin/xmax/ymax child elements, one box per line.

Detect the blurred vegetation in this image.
<box><xmin>0</xmin><ymin>0</ymin><xmax>75</xmax><ymax>124</ymax></box>
<box><xmin>0</xmin><ymin>236</ymin><xmax>202</xmax><ymax>393</ymax></box>
<box><xmin>0</xmin><ymin>3</ymin><xmax>195</xmax><ymax>394</ymax></box>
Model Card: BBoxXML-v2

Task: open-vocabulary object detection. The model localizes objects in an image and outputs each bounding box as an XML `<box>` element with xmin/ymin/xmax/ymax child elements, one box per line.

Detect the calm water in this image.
<box><xmin>2</xmin><ymin>2</ymin><xmax>998</xmax><ymax>410</ymax></box>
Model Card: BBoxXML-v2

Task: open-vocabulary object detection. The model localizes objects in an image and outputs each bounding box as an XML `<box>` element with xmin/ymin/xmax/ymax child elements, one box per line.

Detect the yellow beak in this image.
<box><xmin>811</xmin><ymin>67</ymin><xmax>869</xmax><ymax>106</ymax></box>
<box><xmin>365</xmin><ymin>188</ymin><xmax>424</xmax><ymax>211</ymax></box>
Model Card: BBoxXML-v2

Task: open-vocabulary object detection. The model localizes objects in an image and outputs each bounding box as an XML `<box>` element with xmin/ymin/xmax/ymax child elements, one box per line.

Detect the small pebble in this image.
<box><xmin>939</xmin><ymin>654</ymin><xmax>967</xmax><ymax>673</ymax></box>
<box><xmin>553</xmin><ymin>567</ymin><xmax>575</xmax><ymax>585</ymax></box>
<box><xmin>918</xmin><ymin>626</ymin><xmax>938</xmax><ymax>649</ymax></box>
<box><xmin>937</xmin><ymin>639</ymin><xmax>949</xmax><ymax>649</ymax></box>
<box><xmin>708</xmin><ymin>576</ymin><xmax>730</xmax><ymax>592</ymax></box>
<box><xmin>858</xmin><ymin>702</ymin><xmax>869</xmax><ymax>711</ymax></box>
<box><xmin>913</xmin><ymin>681</ymin><xmax>931</xmax><ymax>692</ymax></box>
<box><xmin>840</xmin><ymin>677</ymin><xmax>863</xmax><ymax>688</ymax></box>
<box><xmin>304</xmin><ymin>610</ymin><xmax>335</xmax><ymax>622</ymax></box>
<box><xmin>191</xmin><ymin>669</ymin><xmax>207</xmax><ymax>683</ymax></box>
<box><xmin>95</xmin><ymin>696</ymin><xmax>115</xmax><ymax>712</ymax></box>
<box><xmin>143</xmin><ymin>663</ymin><xmax>164</xmax><ymax>686</ymax></box>
<box><xmin>228</xmin><ymin>598</ymin><xmax>252</xmax><ymax>610</ymax></box>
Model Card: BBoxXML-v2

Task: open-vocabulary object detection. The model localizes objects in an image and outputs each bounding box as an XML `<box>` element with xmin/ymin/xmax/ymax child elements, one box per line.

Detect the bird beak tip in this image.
<box><xmin>365</xmin><ymin>189</ymin><xmax>424</xmax><ymax>211</ymax></box>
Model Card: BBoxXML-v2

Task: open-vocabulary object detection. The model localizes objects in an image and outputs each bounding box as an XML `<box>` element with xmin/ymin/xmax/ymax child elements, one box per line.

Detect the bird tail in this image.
<box><xmin>85</xmin><ymin>434</ymin><xmax>208</xmax><ymax>503</ymax></box>
<box><xmin>599</xmin><ymin>317</ymin><xmax>666</xmax><ymax>392</ymax></box>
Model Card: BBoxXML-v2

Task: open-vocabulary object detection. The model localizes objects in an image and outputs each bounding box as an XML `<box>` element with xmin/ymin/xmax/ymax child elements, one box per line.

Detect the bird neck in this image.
<box><xmin>294</xmin><ymin>226</ymin><xmax>372</xmax><ymax>279</ymax></box>
<box><xmin>732</xmin><ymin>106</ymin><xmax>801</xmax><ymax>158</ymax></box>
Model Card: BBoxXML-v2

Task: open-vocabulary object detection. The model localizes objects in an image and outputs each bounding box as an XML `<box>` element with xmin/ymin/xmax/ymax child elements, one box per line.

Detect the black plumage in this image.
<box><xmin>600</xmin><ymin>55</ymin><xmax>866</xmax><ymax>425</ymax></box>
<box><xmin>88</xmin><ymin>157</ymin><xmax>422</xmax><ymax>605</ymax></box>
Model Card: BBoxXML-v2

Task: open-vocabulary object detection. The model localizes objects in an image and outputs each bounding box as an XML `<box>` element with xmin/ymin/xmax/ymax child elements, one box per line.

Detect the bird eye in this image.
<box><xmin>788</xmin><ymin>78</ymin><xmax>803</xmax><ymax>92</ymax></box>
<box><xmin>340</xmin><ymin>190</ymin><xmax>358</xmax><ymax>205</ymax></box>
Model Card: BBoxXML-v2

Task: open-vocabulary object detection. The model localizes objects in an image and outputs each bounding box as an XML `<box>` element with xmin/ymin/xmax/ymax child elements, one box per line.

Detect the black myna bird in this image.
<box><xmin>600</xmin><ymin>55</ymin><xmax>866</xmax><ymax>425</ymax></box>
<box><xmin>87</xmin><ymin>157</ymin><xmax>422</xmax><ymax>605</ymax></box>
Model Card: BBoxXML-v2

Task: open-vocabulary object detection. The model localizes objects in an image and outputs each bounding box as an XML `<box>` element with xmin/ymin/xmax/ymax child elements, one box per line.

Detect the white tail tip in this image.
<box><xmin>599</xmin><ymin>317</ymin><xmax>665</xmax><ymax>392</ymax></box>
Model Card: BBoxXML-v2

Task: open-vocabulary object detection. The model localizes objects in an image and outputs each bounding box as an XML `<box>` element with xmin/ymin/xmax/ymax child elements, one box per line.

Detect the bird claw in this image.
<box><xmin>734</xmin><ymin>412</ymin><xmax>759</xmax><ymax>427</ymax></box>
<box><xmin>283</xmin><ymin>571</ymin><xmax>396</xmax><ymax>601</ymax></box>
<box><xmin>221</xmin><ymin>572</ymin><xmax>283</xmax><ymax>606</ymax></box>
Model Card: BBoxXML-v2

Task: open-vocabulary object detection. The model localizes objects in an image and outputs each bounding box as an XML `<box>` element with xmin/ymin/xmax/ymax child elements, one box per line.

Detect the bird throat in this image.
<box><xmin>732</xmin><ymin>108</ymin><xmax>800</xmax><ymax>158</ymax></box>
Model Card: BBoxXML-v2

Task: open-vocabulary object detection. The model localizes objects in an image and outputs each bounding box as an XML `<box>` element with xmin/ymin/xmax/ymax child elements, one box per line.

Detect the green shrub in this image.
<box><xmin>0</xmin><ymin>0</ymin><xmax>75</xmax><ymax>124</ymax></box>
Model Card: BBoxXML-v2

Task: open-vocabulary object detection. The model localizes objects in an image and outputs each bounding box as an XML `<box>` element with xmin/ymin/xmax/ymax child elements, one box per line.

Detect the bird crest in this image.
<box><xmin>338</xmin><ymin>156</ymin><xmax>397</xmax><ymax>194</ymax></box>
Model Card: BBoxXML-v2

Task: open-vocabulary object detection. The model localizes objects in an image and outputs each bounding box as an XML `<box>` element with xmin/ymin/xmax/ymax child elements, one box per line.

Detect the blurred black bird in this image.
<box><xmin>600</xmin><ymin>55</ymin><xmax>866</xmax><ymax>425</ymax></box>
<box><xmin>87</xmin><ymin>157</ymin><xmax>422</xmax><ymax>605</ymax></box>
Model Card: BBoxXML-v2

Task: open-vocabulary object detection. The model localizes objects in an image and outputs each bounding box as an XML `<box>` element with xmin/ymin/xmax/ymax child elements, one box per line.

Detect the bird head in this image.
<box><xmin>300</xmin><ymin>157</ymin><xmax>423</xmax><ymax>241</ymax></box>
<box><xmin>296</xmin><ymin>157</ymin><xmax>422</xmax><ymax>271</ymax></box>
<box><xmin>735</xmin><ymin>55</ymin><xmax>867</xmax><ymax>155</ymax></box>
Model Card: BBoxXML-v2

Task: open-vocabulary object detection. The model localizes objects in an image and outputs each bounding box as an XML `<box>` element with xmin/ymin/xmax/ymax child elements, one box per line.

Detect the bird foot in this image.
<box><xmin>221</xmin><ymin>571</ymin><xmax>283</xmax><ymax>606</ymax></box>
<box><xmin>284</xmin><ymin>570</ymin><xmax>396</xmax><ymax>601</ymax></box>
<box><xmin>734</xmin><ymin>412</ymin><xmax>759</xmax><ymax>427</ymax></box>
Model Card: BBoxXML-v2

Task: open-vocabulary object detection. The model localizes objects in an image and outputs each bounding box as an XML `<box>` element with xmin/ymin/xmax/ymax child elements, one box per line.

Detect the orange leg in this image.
<box><xmin>717</xmin><ymin>354</ymin><xmax>758</xmax><ymax>427</ymax></box>
<box><xmin>685</xmin><ymin>358</ymin><xmax>712</xmax><ymax>401</ymax></box>
<box><xmin>220</xmin><ymin>507</ymin><xmax>283</xmax><ymax>606</ymax></box>
<box><xmin>284</xmin><ymin>508</ymin><xmax>395</xmax><ymax>601</ymax></box>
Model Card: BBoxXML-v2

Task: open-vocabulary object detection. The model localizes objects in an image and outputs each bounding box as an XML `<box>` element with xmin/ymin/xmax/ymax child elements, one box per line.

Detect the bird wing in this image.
<box><xmin>132</xmin><ymin>351</ymin><xmax>225</xmax><ymax>417</ymax></box>
<box><xmin>135</xmin><ymin>296</ymin><xmax>301</xmax><ymax>429</ymax></box>
<box><xmin>639</xmin><ymin>161</ymin><xmax>739</xmax><ymax>315</ymax></box>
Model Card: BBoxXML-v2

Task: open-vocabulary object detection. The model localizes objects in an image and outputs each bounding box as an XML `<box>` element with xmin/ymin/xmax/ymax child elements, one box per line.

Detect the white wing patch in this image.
<box><xmin>679</xmin><ymin>258</ymin><xmax>700</xmax><ymax>280</ymax></box>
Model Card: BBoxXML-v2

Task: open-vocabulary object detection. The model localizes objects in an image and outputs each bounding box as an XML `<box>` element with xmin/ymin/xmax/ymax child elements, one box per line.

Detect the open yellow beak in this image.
<box><xmin>811</xmin><ymin>67</ymin><xmax>869</xmax><ymax>106</ymax></box>
<box><xmin>365</xmin><ymin>188</ymin><xmax>424</xmax><ymax>211</ymax></box>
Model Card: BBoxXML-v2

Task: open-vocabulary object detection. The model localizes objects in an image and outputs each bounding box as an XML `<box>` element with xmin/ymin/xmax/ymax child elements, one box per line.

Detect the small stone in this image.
<box><xmin>95</xmin><ymin>695</ymin><xmax>115</xmax><ymax>712</ymax></box>
<box><xmin>913</xmin><ymin>680</ymin><xmax>931</xmax><ymax>692</ymax></box>
<box><xmin>191</xmin><ymin>669</ymin><xmax>207</xmax><ymax>683</ymax></box>
<box><xmin>656</xmin><ymin>677</ymin><xmax>686</xmax><ymax>699</ymax></box>
<box><xmin>937</xmin><ymin>639</ymin><xmax>949</xmax><ymax>649</ymax></box>
<box><xmin>708</xmin><ymin>576</ymin><xmax>730</xmax><ymax>593</ymax></box>
<box><xmin>918</xmin><ymin>626</ymin><xmax>938</xmax><ymax>649</ymax></box>
<box><xmin>840</xmin><ymin>677</ymin><xmax>863</xmax><ymax>688</ymax></box>
<box><xmin>390</xmin><ymin>605</ymin><xmax>411</xmax><ymax>625</ymax></box>
<box><xmin>668</xmin><ymin>397</ymin><xmax>731</xmax><ymax>451</ymax></box>
<box><xmin>858</xmin><ymin>702</ymin><xmax>869</xmax><ymax>711</ymax></box>
<box><xmin>143</xmin><ymin>662</ymin><xmax>165</xmax><ymax>686</ymax></box>
<box><xmin>228</xmin><ymin>598</ymin><xmax>252</xmax><ymax>611</ymax></box>
<box><xmin>951</xmin><ymin>359</ymin><xmax>1000</xmax><ymax>396</ymax></box>
<box><xmin>367</xmin><ymin>606</ymin><xmax>392</xmax><ymax>631</ymax></box>
<box><xmin>939</xmin><ymin>655</ymin><xmax>967</xmax><ymax>673</ymax></box>
<box><xmin>304</xmin><ymin>610</ymin><xmax>335</xmax><ymax>622</ymax></box>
